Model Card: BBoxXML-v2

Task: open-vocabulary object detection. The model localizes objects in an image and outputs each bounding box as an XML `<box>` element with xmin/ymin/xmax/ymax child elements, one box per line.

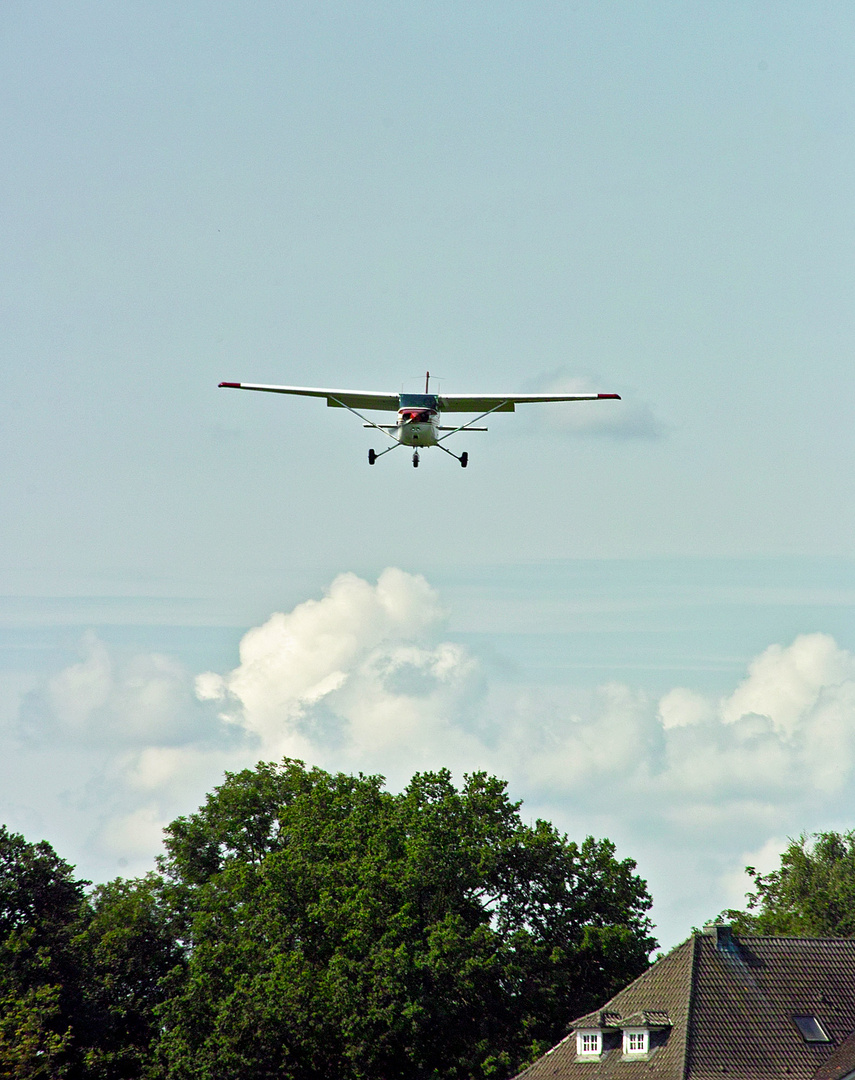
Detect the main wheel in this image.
<box><xmin>460</xmin><ymin>452</ymin><xmax>468</xmax><ymax>468</ymax></box>
<box><xmin>368</xmin><ymin>449</ymin><xmax>376</xmax><ymax>465</ymax></box>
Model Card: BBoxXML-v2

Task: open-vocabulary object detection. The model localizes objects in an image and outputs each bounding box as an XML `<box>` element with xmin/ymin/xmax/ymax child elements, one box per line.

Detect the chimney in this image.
<box><xmin>702</xmin><ymin>923</ymin><xmax>735</xmax><ymax>951</ymax></box>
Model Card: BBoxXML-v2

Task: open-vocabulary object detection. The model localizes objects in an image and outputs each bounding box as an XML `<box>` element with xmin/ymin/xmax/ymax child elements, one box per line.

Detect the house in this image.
<box><xmin>514</xmin><ymin>924</ymin><xmax>855</xmax><ymax>1080</ymax></box>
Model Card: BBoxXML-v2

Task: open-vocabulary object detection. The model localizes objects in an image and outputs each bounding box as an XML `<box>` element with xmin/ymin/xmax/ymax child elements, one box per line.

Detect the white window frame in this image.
<box><xmin>576</xmin><ymin>1030</ymin><xmax>602</xmax><ymax>1057</ymax></box>
<box><xmin>622</xmin><ymin>1028</ymin><xmax>649</xmax><ymax>1056</ymax></box>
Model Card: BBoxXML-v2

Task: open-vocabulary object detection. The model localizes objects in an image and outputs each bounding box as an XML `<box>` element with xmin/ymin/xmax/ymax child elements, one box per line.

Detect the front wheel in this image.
<box><xmin>368</xmin><ymin>449</ymin><xmax>376</xmax><ymax>465</ymax></box>
<box><xmin>460</xmin><ymin>452</ymin><xmax>468</xmax><ymax>468</ymax></box>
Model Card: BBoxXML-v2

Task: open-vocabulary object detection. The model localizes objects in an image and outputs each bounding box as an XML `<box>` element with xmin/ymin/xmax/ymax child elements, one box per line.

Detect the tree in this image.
<box><xmin>721</xmin><ymin>830</ymin><xmax>855</xmax><ymax>937</ymax></box>
<box><xmin>156</xmin><ymin>759</ymin><xmax>656</xmax><ymax>1080</ymax></box>
<box><xmin>77</xmin><ymin>874</ymin><xmax>185</xmax><ymax>1080</ymax></box>
<box><xmin>0</xmin><ymin>825</ymin><xmax>90</xmax><ymax>1078</ymax></box>
<box><xmin>0</xmin><ymin>829</ymin><xmax>180</xmax><ymax>1080</ymax></box>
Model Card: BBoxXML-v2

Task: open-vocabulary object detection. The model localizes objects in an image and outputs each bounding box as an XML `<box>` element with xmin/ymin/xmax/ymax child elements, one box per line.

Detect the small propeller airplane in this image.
<box><xmin>218</xmin><ymin>373</ymin><xmax>620</xmax><ymax>468</ymax></box>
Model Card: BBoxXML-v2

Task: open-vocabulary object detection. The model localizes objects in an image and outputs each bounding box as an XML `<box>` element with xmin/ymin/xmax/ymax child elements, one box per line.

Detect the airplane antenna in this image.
<box><xmin>425</xmin><ymin>370</ymin><xmax>430</xmax><ymax>393</ymax></box>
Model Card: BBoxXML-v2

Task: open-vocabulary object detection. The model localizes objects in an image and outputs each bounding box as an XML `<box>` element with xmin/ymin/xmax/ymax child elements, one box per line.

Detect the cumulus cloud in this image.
<box><xmin>24</xmin><ymin>630</ymin><xmax>204</xmax><ymax>747</ymax></box>
<box><xmin>47</xmin><ymin>632</ymin><xmax>112</xmax><ymax>729</ymax></box>
<box><xmin>193</xmin><ymin>584</ymin><xmax>855</xmax><ymax>930</ymax></box>
<box><xmin>196</xmin><ymin>568</ymin><xmax>483</xmax><ymax>777</ymax></box>
<box><xmin>11</xmin><ymin>630</ymin><xmax>245</xmax><ymax>876</ymax></box>
<box><xmin>655</xmin><ymin>634</ymin><xmax>855</xmax><ymax>800</ymax></box>
<box><xmin>101</xmin><ymin>805</ymin><xmax>169</xmax><ymax>859</ymax></box>
<box><xmin>722</xmin><ymin>633</ymin><xmax>855</xmax><ymax>736</ymax></box>
<box><xmin>507</xmin><ymin>633</ymin><xmax>855</xmax><ymax>821</ymax></box>
<box><xmin>521</xmin><ymin>369</ymin><xmax>667</xmax><ymax>440</ymax></box>
<box><xmin>11</xmin><ymin>571</ymin><xmax>855</xmax><ymax>945</ymax></box>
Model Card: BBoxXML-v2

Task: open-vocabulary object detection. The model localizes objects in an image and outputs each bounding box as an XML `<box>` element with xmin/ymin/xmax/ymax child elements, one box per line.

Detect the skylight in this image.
<box><xmin>793</xmin><ymin>1016</ymin><xmax>831</xmax><ymax>1043</ymax></box>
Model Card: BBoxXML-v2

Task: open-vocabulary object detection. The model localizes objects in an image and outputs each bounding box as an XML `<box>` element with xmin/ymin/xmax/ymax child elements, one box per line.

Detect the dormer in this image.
<box><xmin>575</xmin><ymin>1028</ymin><xmax>602</xmax><ymax>1058</ymax></box>
<box><xmin>618</xmin><ymin>1011</ymin><xmax>671</xmax><ymax>1060</ymax></box>
<box><xmin>622</xmin><ymin>1027</ymin><xmax>649</xmax><ymax>1056</ymax></box>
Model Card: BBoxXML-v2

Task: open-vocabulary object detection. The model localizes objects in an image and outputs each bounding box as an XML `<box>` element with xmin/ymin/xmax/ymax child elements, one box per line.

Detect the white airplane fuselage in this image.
<box><xmin>395</xmin><ymin>395</ymin><xmax>440</xmax><ymax>447</ymax></box>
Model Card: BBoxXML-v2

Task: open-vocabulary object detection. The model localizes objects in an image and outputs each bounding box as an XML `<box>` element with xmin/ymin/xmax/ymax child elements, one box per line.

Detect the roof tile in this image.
<box><xmin>514</xmin><ymin>934</ymin><xmax>855</xmax><ymax>1080</ymax></box>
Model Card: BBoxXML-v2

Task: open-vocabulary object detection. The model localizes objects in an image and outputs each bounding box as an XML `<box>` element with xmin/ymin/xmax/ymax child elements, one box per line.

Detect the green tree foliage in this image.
<box><xmin>0</xmin><ymin>825</ymin><xmax>89</xmax><ymax>1078</ymax></box>
<box><xmin>78</xmin><ymin>875</ymin><xmax>185</xmax><ymax>1080</ymax></box>
<box><xmin>156</xmin><ymin>760</ymin><xmax>656</xmax><ymax>1080</ymax></box>
<box><xmin>722</xmin><ymin>831</ymin><xmax>855</xmax><ymax>937</ymax></box>
<box><xmin>0</xmin><ymin>829</ymin><xmax>179</xmax><ymax>1080</ymax></box>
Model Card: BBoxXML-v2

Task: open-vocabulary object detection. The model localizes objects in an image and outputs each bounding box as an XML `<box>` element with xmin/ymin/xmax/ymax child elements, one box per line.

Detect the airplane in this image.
<box><xmin>218</xmin><ymin>372</ymin><xmax>620</xmax><ymax>468</ymax></box>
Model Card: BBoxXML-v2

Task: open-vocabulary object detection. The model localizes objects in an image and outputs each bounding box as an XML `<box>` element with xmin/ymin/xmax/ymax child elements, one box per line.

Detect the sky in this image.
<box><xmin>1</xmin><ymin>1</ymin><xmax>854</xmax><ymax>951</ymax></box>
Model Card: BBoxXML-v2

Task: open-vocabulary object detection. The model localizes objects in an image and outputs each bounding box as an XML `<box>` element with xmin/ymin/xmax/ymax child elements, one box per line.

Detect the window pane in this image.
<box><xmin>794</xmin><ymin>1016</ymin><xmax>830</xmax><ymax>1042</ymax></box>
<box><xmin>625</xmin><ymin>1030</ymin><xmax>647</xmax><ymax>1053</ymax></box>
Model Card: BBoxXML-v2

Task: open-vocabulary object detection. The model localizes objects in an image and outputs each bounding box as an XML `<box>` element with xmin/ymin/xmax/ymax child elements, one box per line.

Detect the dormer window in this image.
<box><xmin>623</xmin><ymin>1028</ymin><xmax>649</xmax><ymax>1056</ymax></box>
<box><xmin>576</xmin><ymin>1030</ymin><xmax>602</xmax><ymax>1057</ymax></box>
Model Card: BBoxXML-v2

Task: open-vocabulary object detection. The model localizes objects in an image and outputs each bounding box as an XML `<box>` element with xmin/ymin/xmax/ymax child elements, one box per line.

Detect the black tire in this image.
<box><xmin>368</xmin><ymin>449</ymin><xmax>376</xmax><ymax>465</ymax></box>
<box><xmin>413</xmin><ymin>454</ymin><xmax>419</xmax><ymax>468</ymax></box>
<box><xmin>460</xmin><ymin>452</ymin><xmax>468</xmax><ymax>468</ymax></box>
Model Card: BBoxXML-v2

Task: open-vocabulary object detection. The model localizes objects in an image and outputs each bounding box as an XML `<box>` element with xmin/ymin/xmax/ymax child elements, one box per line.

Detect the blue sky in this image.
<box><xmin>2</xmin><ymin>1</ymin><xmax>854</xmax><ymax>949</ymax></box>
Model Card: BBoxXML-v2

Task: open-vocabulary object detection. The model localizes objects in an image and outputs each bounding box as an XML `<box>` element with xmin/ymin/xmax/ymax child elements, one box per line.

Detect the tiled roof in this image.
<box><xmin>513</xmin><ymin>932</ymin><xmax>855</xmax><ymax>1080</ymax></box>
<box><xmin>513</xmin><ymin>937</ymin><xmax>695</xmax><ymax>1079</ymax></box>
<box><xmin>620</xmin><ymin>1010</ymin><xmax>672</xmax><ymax>1028</ymax></box>
<box><xmin>687</xmin><ymin>934</ymin><xmax>855</xmax><ymax>1079</ymax></box>
<box><xmin>811</xmin><ymin>1027</ymin><xmax>855</xmax><ymax>1080</ymax></box>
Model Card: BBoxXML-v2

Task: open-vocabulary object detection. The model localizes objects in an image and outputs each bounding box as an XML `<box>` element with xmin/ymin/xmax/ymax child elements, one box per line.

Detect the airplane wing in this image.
<box><xmin>436</xmin><ymin>392</ymin><xmax>620</xmax><ymax>413</ymax></box>
<box><xmin>218</xmin><ymin>382</ymin><xmax>400</xmax><ymax>411</ymax></box>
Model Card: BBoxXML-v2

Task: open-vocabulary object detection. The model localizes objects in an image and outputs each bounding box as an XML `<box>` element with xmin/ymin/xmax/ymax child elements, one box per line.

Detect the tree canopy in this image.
<box><xmin>156</xmin><ymin>760</ymin><xmax>656</xmax><ymax>1080</ymax></box>
<box><xmin>0</xmin><ymin>827</ymin><xmax>180</xmax><ymax>1080</ymax></box>
<box><xmin>0</xmin><ymin>761</ymin><xmax>657</xmax><ymax>1079</ymax></box>
<box><xmin>0</xmin><ymin>824</ymin><xmax>91</xmax><ymax>1078</ymax></box>
<box><xmin>721</xmin><ymin>830</ymin><xmax>855</xmax><ymax>937</ymax></box>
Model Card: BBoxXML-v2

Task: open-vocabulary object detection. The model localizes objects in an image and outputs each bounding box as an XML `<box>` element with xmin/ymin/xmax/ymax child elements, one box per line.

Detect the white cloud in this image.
<box><xmin>121</xmin><ymin>744</ymin><xmax>236</xmax><ymax>793</ymax></box>
<box><xmin>192</xmin><ymin>585</ymin><xmax>855</xmax><ymax>937</ymax></box>
<box><xmin>658</xmin><ymin>687</ymin><xmax>713</xmax><ymax>729</ymax></box>
<box><xmin>36</xmin><ymin>632</ymin><xmax>200</xmax><ymax>746</ymax></box>
<box><xmin>522</xmin><ymin>370</ymin><xmax>666</xmax><ymax>440</ymax></box>
<box><xmin>101</xmin><ymin>805</ymin><xmax>171</xmax><ymax>858</ymax></box>
<box><xmin>47</xmin><ymin>631</ymin><xmax>112</xmax><ymax>729</ymax></box>
<box><xmin>503</xmin><ymin>683</ymin><xmax>657</xmax><ymax>793</ymax></box>
<box><xmin>12</xmin><ymin>573</ymin><xmax>855</xmax><ymax>947</ymax></box>
<box><xmin>720</xmin><ymin>835</ymin><xmax>789</xmax><ymax>913</ymax></box>
<box><xmin>195</xmin><ymin>568</ymin><xmax>483</xmax><ymax>778</ymax></box>
<box><xmin>722</xmin><ymin>632</ymin><xmax>855</xmax><ymax>736</ymax></box>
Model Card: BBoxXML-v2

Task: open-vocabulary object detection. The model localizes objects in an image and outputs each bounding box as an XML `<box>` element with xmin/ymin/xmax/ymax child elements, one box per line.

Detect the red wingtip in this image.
<box><xmin>598</xmin><ymin>393</ymin><xmax>621</xmax><ymax>399</ymax></box>
<box><xmin>219</xmin><ymin>381</ymin><xmax>241</xmax><ymax>388</ymax></box>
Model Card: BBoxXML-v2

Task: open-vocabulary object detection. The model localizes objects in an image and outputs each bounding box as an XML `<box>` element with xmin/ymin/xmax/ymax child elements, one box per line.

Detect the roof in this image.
<box><xmin>513</xmin><ymin>931</ymin><xmax>855</xmax><ymax>1080</ymax></box>
<box><xmin>514</xmin><ymin>937</ymin><xmax>695</xmax><ymax>1080</ymax></box>
<box><xmin>811</xmin><ymin>1028</ymin><xmax>855</xmax><ymax>1080</ymax></box>
<box><xmin>688</xmin><ymin>933</ymin><xmax>855</xmax><ymax>1079</ymax></box>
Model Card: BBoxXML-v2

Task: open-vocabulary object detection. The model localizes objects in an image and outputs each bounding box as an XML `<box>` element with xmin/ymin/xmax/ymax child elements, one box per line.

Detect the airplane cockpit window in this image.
<box><xmin>399</xmin><ymin>394</ymin><xmax>437</xmax><ymax>409</ymax></box>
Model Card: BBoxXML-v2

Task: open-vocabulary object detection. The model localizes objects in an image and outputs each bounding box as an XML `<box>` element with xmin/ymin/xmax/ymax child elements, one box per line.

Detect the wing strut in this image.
<box><xmin>327</xmin><ymin>396</ymin><xmax>399</xmax><ymax>445</ymax></box>
<box><xmin>436</xmin><ymin>400</ymin><xmax>513</xmax><ymax>443</ymax></box>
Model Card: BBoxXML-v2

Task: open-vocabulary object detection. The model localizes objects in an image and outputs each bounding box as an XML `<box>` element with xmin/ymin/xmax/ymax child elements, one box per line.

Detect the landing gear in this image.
<box><xmin>368</xmin><ymin>449</ymin><xmax>376</xmax><ymax>465</ymax></box>
<box><xmin>436</xmin><ymin>443</ymin><xmax>468</xmax><ymax>467</ymax></box>
<box><xmin>412</xmin><ymin>450</ymin><xmax>420</xmax><ymax>468</ymax></box>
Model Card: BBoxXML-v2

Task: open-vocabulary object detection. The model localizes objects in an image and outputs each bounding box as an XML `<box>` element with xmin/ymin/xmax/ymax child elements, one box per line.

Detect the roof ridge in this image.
<box><xmin>682</xmin><ymin>931</ymin><xmax>700</xmax><ymax>1079</ymax></box>
<box><xmin>737</xmin><ymin>934</ymin><xmax>855</xmax><ymax>943</ymax></box>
